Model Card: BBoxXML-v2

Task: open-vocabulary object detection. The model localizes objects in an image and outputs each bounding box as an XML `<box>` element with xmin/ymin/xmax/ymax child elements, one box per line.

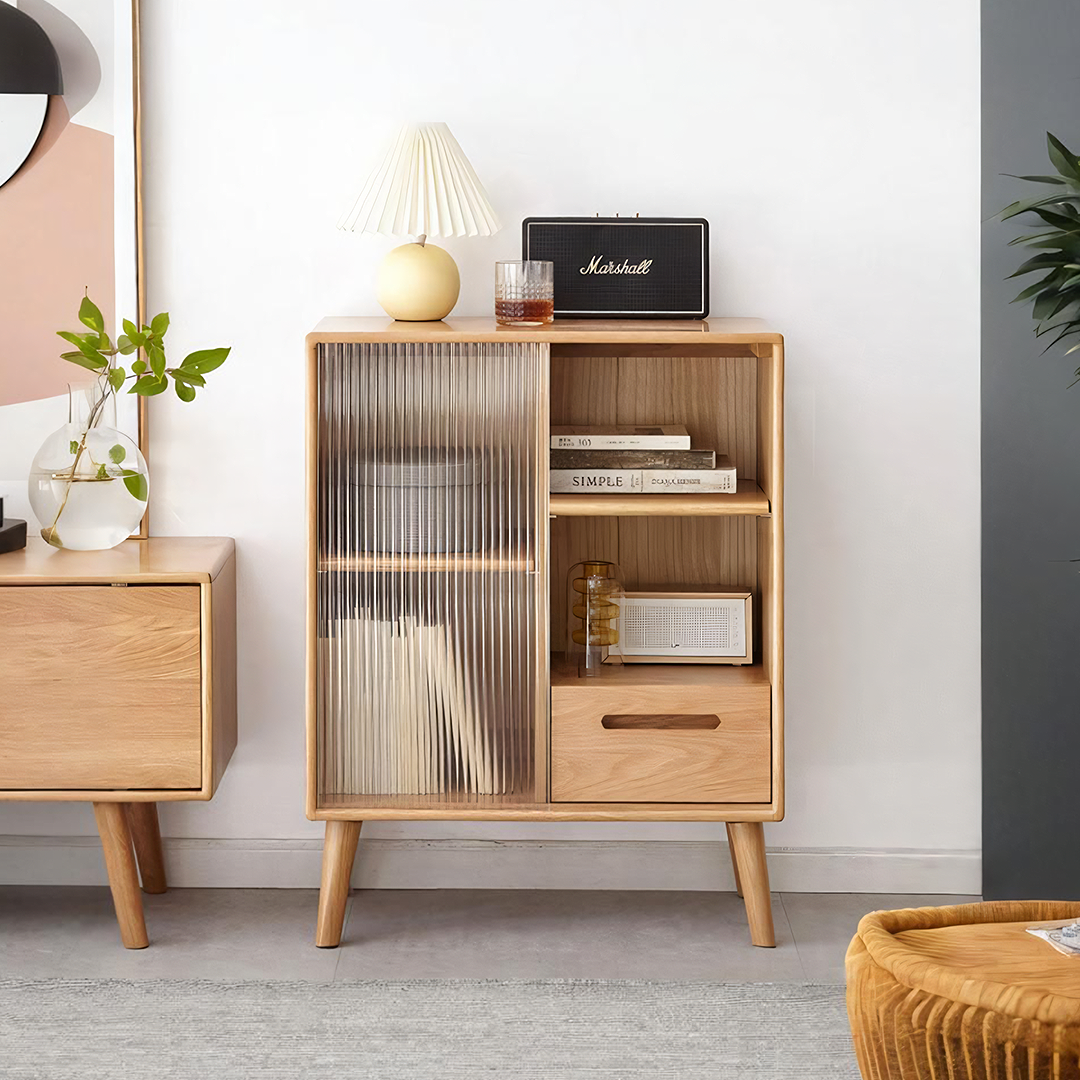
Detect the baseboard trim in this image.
<box><xmin>0</xmin><ymin>836</ymin><xmax>981</xmax><ymax>893</ymax></box>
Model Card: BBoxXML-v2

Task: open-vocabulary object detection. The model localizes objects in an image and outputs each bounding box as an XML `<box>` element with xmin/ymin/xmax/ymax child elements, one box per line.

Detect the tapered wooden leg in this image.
<box><xmin>727</xmin><ymin>822</ymin><xmax>775</xmax><ymax>947</ymax></box>
<box><xmin>315</xmin><ymin>820</ymin><xmax>362</xmax><ymax>948</ymax></box>
<box><xmin>725</xmin><ymin>823</ymin><xmax>744</xmax><ymax>897</ymax></box>
<box><xmin>93</xmin><ymin>802</ymin><xmax>149</xmax><ymax>949</ymax></box>
<box><xmin>126</xmin><ymin>803</ymin><xmax>167</xmax><ymax>894</ymax></box>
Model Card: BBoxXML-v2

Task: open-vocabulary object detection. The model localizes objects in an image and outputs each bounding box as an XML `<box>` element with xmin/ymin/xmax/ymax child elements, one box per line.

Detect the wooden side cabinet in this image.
<box><xmin>0</xmin><ymin>537</ymin><xmax>237</xmax><ymax>947</ymax></box>
<box><xmin>307</xmin><ymin>318</ymin><xmax>784</xmax><ymax>950</ymax></box>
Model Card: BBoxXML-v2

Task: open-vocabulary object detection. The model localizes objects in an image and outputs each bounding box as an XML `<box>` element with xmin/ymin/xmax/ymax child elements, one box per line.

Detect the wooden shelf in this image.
<box><xmin>319</xmin><ymin>549</ymin><xmax>534</xmax><ymax>573</ymax></box>
<box><xmin>549</xmin><ymin>479</ymin><xmax>769</xmax><ymax>517</ymax></box>
<box><xmin>0</xmin><ymin>536</ymin><xmax>234</xmax><ymax>585</ymax></box>
<box><xmin>550</xmin><ymin>654</ymin><xmax>770</xmax><ymax>689</ymax></box>
<box><xmin>319</xmin><ymin>792</ymin><xmax>539</xmax><ymax>812</ymax></box>
<box><xmin>314</xmin><ymin>801</ymin><xmax>779</xmax><ymax>821</ymax></box>
<box><xmin>308</xmin><ymin>316</ymin><xmax>782</xmax><ymax>347</ymax></box>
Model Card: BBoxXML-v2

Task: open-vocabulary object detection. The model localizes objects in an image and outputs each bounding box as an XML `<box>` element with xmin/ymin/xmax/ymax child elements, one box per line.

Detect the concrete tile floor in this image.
<box><xmin>0</xmin><ymin>887</ymin><xmax>979</xmax><ymax>981</ymax></box>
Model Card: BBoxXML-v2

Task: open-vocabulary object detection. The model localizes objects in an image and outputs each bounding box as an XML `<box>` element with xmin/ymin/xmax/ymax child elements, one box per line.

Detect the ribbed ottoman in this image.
<box><xmin>846</xmin><ymin>901</ymin><xmax>1080</xmax><ymax>1080</ymax></box>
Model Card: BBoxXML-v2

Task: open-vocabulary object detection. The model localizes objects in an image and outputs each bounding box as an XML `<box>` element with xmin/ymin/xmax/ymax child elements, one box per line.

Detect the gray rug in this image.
<box><xmin>0</xmin><ymin>979</ymin><xmax>858</xmax><ymax>1079</ymax></box>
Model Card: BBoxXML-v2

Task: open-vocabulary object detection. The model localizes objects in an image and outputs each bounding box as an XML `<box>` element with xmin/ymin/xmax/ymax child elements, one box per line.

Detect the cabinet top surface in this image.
<box><xmin>0</xmin><ymin>537</ymin><xmax>234</xmax><ymax>584</ymax></box>
<box><xmin>308</xmin><ymin>316</ymin><xmax>782</xmax><ymax>345</ymax></box>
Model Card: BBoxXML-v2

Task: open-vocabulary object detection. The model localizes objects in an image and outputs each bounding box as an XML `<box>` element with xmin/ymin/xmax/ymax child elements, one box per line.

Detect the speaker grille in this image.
<box><xmin>619</xmin><ymin>597</ymin><xmax>746</xmax><ymax>657</ymax></box>
<box><xmin>522</xmin><ymin>218</ymin><xmax>709</xmax><ymax>318</ymax></box>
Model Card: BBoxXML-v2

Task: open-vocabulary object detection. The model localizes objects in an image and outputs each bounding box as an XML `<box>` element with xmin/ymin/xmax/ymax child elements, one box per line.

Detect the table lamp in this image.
<box><xmin>338</xmin><ymin>122</ymin><xmax>500</xmax><ymax>322</ymax></box>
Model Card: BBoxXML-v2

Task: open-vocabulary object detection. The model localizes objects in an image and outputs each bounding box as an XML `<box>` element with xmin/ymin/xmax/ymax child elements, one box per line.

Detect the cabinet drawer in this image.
<box><xmin>0</xmin><ymin>586</ymin><xmax>203</xmax><ymax>790</ymax></box>
<box><xmin>551</xmin><ymin>679</ymin><xmax>771</xmax><ymax>803</ymax></box>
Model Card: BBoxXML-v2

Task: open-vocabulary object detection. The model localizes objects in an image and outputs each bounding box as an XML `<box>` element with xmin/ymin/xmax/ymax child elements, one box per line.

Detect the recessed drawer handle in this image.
<box><xmin>601</xmin><ymin>714</ymin><xmax>721</xmax><ymax>731</ymax></box>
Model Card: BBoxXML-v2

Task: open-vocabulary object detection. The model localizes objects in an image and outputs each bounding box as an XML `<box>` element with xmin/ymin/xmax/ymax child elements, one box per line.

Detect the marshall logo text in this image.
<box><xmin>579</xmin><ymin>255</ymin><xmax>653</xmax><ymax>276</ymax></box>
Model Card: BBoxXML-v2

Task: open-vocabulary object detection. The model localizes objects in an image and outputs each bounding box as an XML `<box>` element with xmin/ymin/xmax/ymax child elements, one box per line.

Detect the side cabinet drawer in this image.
<box><xmin>0</xmin><ymin>585</ymin><xmax>203</xmax><ymax>790</ymax></box>
<box><xmin>551</xmin><ymin>680</ymin><xmax>771</xmax><ymax>803</ymax></box>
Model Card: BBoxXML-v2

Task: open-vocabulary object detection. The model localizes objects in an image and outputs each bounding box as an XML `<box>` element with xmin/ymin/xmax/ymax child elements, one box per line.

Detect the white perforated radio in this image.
<box><xmin>607</xmin><ymin>588</ymin><xmax>753</xmax><ymax>665</ymax></box>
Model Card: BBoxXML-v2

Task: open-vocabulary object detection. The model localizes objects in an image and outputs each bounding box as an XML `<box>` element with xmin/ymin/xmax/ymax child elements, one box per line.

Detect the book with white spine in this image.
<box><xmin>551</xmin><ymin>456</ymin><xmax>737</xmax><ymax>494</ymax></box>
<box><xmin>550</xmin><ymin>425</ymin><xmax>691</xmax><ymax>450</ymax></box>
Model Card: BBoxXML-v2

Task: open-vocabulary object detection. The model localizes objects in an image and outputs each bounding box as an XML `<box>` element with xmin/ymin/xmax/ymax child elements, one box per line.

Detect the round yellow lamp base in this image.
<box><xmin>376</xmin><ymin>242</ymin><xmax>461</xmax><ymax>322</ymax></box>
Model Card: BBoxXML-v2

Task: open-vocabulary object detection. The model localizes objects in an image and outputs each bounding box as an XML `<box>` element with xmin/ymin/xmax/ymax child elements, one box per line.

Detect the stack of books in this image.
<box><xmin>320</xmin><ymin>614</ymin><xmax>504</xmax><ymax>796</ymax></box>
<box><xmin>549</xmin><ymin>425</ymin><xmax>736</xmax><ymax>494</ymax></box>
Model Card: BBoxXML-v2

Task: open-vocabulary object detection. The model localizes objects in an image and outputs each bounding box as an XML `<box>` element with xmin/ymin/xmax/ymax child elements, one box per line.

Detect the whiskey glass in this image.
<box><xmin>495</xmin><ymin>261</ymin><xmax>554</xmax><ymax>326</ymax></box>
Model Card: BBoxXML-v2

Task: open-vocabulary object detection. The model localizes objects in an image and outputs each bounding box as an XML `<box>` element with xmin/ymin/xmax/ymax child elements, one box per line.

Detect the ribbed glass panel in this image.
<box><xmin>316</xmin><ymin>341</ymin><xmax>546</xmax><ymax>802</ymax></box>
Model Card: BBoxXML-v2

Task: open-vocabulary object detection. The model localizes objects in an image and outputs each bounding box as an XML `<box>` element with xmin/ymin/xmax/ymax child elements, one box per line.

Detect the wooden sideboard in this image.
<box><xmin>0</xmin><ymin>537</ymin><xmax>237</xmax><ymax>947</ymax></box>
<box><xmin>307</xmin><ymin>318</ymin><xmax>784</xmax><ymax>948</ymax></box>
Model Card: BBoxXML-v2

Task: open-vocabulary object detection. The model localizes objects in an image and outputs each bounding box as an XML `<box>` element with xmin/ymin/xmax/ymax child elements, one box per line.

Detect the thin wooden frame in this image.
<box><xmin>0</xmin><ymin>0</ymin><xmax>148</xmax><ymax>535</ymax></box>
<box><xmin>131</xmin><ymin>0</ymin><xmax>149</xmax><ymax>535</ymax></box>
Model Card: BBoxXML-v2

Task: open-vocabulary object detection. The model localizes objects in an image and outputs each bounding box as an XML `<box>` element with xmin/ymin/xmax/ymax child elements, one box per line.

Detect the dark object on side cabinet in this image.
<box><xmin>522</xmin><ymin>217</ymin><xmax>709</xmax><ymax>319</ymax></box>
<box><xmin>0</xmin><ymin>498</ymin><xmax>27</xmax><ymax>554</ymax></box>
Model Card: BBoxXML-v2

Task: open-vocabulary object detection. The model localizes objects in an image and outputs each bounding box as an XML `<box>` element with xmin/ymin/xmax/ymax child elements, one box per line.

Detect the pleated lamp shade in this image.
<box><xmin>338</xmin><ymin>122</ymin><xmax>501</xmax><ymax>239</ymax></box>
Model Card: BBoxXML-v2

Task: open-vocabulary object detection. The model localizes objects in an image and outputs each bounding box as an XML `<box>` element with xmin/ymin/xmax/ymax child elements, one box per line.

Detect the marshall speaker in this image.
<box><xmin>521</xmin><ymin>217</ymin><xmax>709</xmax><ymax>319</ymax></box>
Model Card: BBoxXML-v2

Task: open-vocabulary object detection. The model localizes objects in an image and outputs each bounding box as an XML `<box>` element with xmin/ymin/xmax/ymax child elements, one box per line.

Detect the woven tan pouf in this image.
<box><xmin>846</xmin><ymin>901</ymin><xmax>1080</xmax><ymax>1079</ymax></box>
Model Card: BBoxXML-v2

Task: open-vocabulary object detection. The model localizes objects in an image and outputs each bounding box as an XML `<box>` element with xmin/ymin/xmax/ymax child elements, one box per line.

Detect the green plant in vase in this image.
<box><xmin>28</xmin><ymin>295</ymin><xmax>230</xmax><ymax>550</ymax></box>
<box><xmin>1000</xmin><ymin>133</ymin><xmax>1080</xmax><ymax>373</ymax></box>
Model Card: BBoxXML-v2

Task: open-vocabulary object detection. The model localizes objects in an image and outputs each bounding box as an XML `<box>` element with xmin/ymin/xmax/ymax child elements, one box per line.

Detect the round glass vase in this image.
<box><xmin>567</xmin><ymin>559</ymin><xmax>625</xmax><ymax>677</ymax></box>
<box><xmin>28</xmin><ymin>382</ymin><xmax>149</xmax><ymax>550</ymax></box>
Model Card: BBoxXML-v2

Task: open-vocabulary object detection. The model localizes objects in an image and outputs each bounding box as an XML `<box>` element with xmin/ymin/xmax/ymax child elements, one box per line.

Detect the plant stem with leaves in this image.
<box><xmin>45</xmin><ymin>295</ymin><xmax>230</xmax><ymax>542</ymax></box>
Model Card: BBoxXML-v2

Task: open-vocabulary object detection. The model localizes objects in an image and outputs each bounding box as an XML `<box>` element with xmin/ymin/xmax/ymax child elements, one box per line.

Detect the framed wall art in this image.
<box><xmin>0</xmin><ymin>0</ymin><xmax>145</xmax><ymax>534</ymax></box>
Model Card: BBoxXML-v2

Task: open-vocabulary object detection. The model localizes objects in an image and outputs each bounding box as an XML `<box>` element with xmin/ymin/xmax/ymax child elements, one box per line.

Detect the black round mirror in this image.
<box><xmin>0</xmin><ymin>5</ymin><xmax>63</xmax><ymax>189</ymax></box>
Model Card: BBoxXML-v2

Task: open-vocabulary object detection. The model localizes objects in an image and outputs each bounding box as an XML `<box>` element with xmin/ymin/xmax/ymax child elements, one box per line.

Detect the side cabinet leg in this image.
<box><xmin>315</xmin><ymin>820</ymin><xmax>362</xmax><ymax>948</ymax></box>
<box><xmin>725</xmin><ymin>823</ymin><xmax>744</xmax><ymax>897</ymax></box>
<box><xmin>727</xmin><ymin>821</ymin><xmax>775</xmax><ymax>947</ymax></box>
<box><xmin>93</xmin><ymin>802</ymin><xmax>149</xmax><ymax>949</ymax></box>
<box><xmin>126</xmin><ymin>803</ymin><xmax>167</xmax><ymax>894</ymax></box>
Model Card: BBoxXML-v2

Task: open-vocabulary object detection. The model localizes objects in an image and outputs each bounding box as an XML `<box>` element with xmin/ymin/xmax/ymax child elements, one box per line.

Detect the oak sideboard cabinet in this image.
<box><xmin>306</xmin><ymin>318</ymin><xmax>783</xmax><ymax>948</ymax></box>
<box><xmin>0</xmin><ymin>537</ymin><xmax>237</xmax><ymax>947</ymax></box>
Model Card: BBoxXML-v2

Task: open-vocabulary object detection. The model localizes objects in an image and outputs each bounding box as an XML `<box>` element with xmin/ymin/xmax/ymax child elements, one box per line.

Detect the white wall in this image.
<box><xmin>1</xmin><ymin>0</ymin><xmax>982</xmax><ymax>887</ymax></box>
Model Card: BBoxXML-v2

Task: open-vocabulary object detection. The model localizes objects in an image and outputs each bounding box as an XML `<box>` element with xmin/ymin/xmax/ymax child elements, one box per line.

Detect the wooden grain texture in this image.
<box><xmin>126</xmin><ymin>802</ymin><xmax>166</xmax><ymax>894</ymax></box>
<box><xmin>727</xmin><ymin>821</ymin><xmax>775</xmax><ymax>946</ymax></box>
<box><xmin>726</xmin><ymin>823</ymin><xmax>744</xmax><ymax>897</ymax></box>
<box><xmin>0</xmin><ymin>536</ymin><xmax>233</xmax><ymax>584</ymax></box>
<box><xmin>550</xmin><ymin>353</ymin><xmax>618</xmax><ymax>428</ymax></box>
<box><xmin>846</xmin><ymin>901</ymin><xmax>1080</xmax><ymax>1080</ymax></box>
<box><xmin>758</xmin><ymin>518</ymin><xmax>783</xmax><ymax>815</ymax></box>
<box><xmin>617</xmin><ymin>354</ymin><xmax>757</xmax><ymax>480</ymax></box>
<box><xmin>94</xmin><ymin>802</ymin><xmax>149</xmax><ymax>948</ymax></box>
<box><xmin>756</xmin><ymin>343</ymin><xmax>783</xmax><ymax>508</ymax></box>
<box><xmin>207</xmin><ymin>552</ymin><xmax>237</xmax><ymax>795</ymax></box>
<box><xmin>550</xmin><ymin>653</ymin><xmax>770</xmax><ymax>688</ymax></box>
<box><xmin>550</xmin><ymin>343</ymin><xmax>758</xmax><ymax>358</ymax></box>
<box><xmin>618</xmin><ymin>516</ymin><xmax>757</xmax><ymax>590</ymax></box>
<box><xmin>306</xmin><ymin>339</ymin><xmax>320</xmax><ymax>819</ymax></box>
<box><xmin>756</xmin><ymin>342</ymin><xmax>784</xmax><ymax>818</ymax></box>
<box><xmin>550</xmin><ymin>516</ymin><xmax>757</xmax><ymax>654</ymax></box>
<box><xmin>132</xmin><ymin>0</ymin><xmax>149</xmax><ymax>538</ymax></box>
<box><xmin>533</xmin><ymin>345</ymin><xmax>552</xmax><ymax>803</ymax></box>
<box><xmin>315</xmin><ymin>802</ymin><xmax>779</xmax><ymax>821</ymax></box>
<box><xmin>309</xmin><ymin>317</ymin><xmax>782</xmax><ymax>345</ymax></box>
<box><xmin>600</xmin><ymin>714</ymin><xmax>721</xmax><ymax>730</ymax></box>
<box><xmin>315</xmin><ymin>820</ymin><xmax>362</xmax><ymax>948</ymax></box>
<box><xmin>551</xmin><ymin>680</ymin><xmax>770</xmax><ymax>803</ymax></box>
<box><xmin>307</xmin><ymin>323</ymin><xmax>784</xmax><ymax>833</ymax></box>
<box><xmin>0</xmin><ymin>586</ymin><xmax>202</xmax><ymax>790</ymax></box>
<box><xmin>549</xmin><ymin>349</ymin><xmax>762</xmax><ymax>508</ymax></box>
